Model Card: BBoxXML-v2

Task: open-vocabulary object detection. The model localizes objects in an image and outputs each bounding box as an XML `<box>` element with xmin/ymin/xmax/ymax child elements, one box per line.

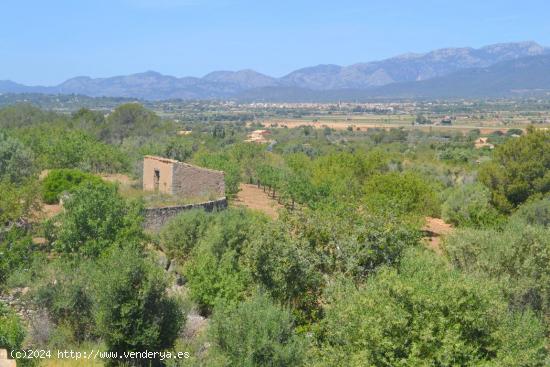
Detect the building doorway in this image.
<box><xmin>154</xmin><ymin>169</ymin><xmax>160</xmax><ymax>191</ymax></box>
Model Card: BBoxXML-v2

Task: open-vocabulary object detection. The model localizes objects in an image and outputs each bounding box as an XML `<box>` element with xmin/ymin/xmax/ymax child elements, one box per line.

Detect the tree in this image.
<box><xmin>309</xmin><ymin>249</ymin><xmax>548</xmax><ymax>366</ymax></box>
<box><xmin>479</xmin><ymin>128</ymin><xmax>550</xmax><ymax>212</ymax></box>
<box><xmin>106</xmin><ymin>103</ymin><xmax>161</xmax><ymax>145</ymax></box>
<box><xmin>94</xmin><ymin>247</ymin><xmax>183</xmax><ymax>365</ymax></box>
<box><xmin>208</xmin><ymin>293</ymin><xmax>306</xmax><ymax>367</ymax></box>
<box><xmin>53</xmin><ymin>182</ymin><xmax>143</xmax><ymax>258</ymax></box>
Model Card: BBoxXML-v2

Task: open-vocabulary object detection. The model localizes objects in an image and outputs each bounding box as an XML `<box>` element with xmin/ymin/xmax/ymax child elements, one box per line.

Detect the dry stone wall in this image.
<box><xmin>143</xmin><ymin>198</ymin><xmax>227</xmax><ymax>231</ymax></box>
<box><xmin>172</xmin><ymin>163</ymin><xmax>225</xmax><ymax>199</ymax></box>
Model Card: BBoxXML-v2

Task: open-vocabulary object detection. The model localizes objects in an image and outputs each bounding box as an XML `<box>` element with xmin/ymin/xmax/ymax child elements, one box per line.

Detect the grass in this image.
<box><xmin>117</xmin><ymin>183</ymin><xmax>216</xmax><ymax>208</ymax></box>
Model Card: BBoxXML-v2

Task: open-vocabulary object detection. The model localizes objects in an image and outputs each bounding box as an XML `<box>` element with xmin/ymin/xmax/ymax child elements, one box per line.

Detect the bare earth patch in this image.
<box><xmin>233</xmin><ymin>183</ymin><xmax>282</xmax><ymax>219</ymax></box>
<box><xmin>422</xmin><ymin>217</ymin><xmax>453</xmax><ymax>255</ymax></box>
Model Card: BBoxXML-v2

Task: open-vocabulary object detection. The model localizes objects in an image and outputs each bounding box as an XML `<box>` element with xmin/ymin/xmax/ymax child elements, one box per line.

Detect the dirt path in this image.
<box><xmin>233</xmin><ymin>184</ymin><xmax>282</xmax><ymax>219</ymax></box>
<box><xmin>422</xmin><ymin>217</ymin><xmax>453</xmax><ymax>255</ymax></box>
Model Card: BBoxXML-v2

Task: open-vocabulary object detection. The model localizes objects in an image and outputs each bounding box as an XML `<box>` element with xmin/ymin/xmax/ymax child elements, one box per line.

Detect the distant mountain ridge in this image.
<box><xmin>0</xmin><ymin>41</ymin><xmax>548</xmax><ymax>101</ymax></box>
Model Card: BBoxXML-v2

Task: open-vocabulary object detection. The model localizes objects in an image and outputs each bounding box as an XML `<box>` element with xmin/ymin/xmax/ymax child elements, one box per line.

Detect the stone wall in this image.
<box><xmin>143</xmin><ymin>197</ymin><xmax>228</xmax><ymax>231</ymax></box>
<box><xmin>172</xmin><ymin>162</ymin><xmax>225</xmax><ymax>199</ymax></box>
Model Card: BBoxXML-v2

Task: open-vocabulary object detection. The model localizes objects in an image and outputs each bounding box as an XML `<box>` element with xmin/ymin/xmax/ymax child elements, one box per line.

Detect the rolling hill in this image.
<box><xmin>0</xmin><ymin>41</ymin><xmax>548</xmax><ymax>101</ymax></box>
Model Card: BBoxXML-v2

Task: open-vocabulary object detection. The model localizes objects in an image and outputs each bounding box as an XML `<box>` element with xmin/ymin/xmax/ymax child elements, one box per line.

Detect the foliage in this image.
<box><xmin>158</xmin><ymin>209</ymin><xmax>213</xmax><ymax>261</ymax></box>
<box><xmin>106</xmin><ymin>103</ymin><xmax>163</xmax><ymax>145</ymax></box>
<box><xmin>0</xmin><ymin>303</ymin><xmax>25</xmax><ymax>354</ymax></box>
<box><xmin>208</xmin><ymin>293</ymin><xmax>306</xmax><ymax>367</ymax></box>
<box><xmin>363</xmin><ymin>171</ymin><xmax>440</xmax><ymax>218</ymax></box>
<box><xmin>510</xmin><ymin>197</ymin><xmax>550</xmax><ymax>227</ymax></box>
<box><xmin>16</xmin><ymin>127</ymin><xmax>129</xmax><ymax>173</ymax></box>
<box><xmin>183</xmin><ymin>209</ymin><xmax>266</xmax><ymax>314</ymax></box>
<box><xmin>93</xmin><ymin>247</ymin><xmax>184</xmax><ymax>363</ymax></box>
<box><xmin>32</xmin><ymin>259</ymin><xmax>96</xmax><ymax>342</ymax></box>
<box><xmin>309</xmin><ymin>249</ymin><xmax>548</xmax><ymax>366</ymax></box>
<box><xmin>443</xmin><ymin>222</ymin><xmax>550</xmax><ymax>321</ymax></box>
<box><xmin>0</xmin><ymin>179</ymin><xmax>41</xmax><ymax>226</ymax></box>
<box><xmin>0</xmin><ymin>229</ymin><xmax>36</xmax><ymax>286</ymax></box>
<box><xmin>479</xmin><ymin>128</ymin><xmax>550</xmax><ymax>212</ymax></box>
<box><xmin>441</xmin><ymin>183</ymin><xmax>503</xmax><ymax>228</ymax></box>
<box><xmin>0</xmin><ymin>132</ymin><xmax>35</xmax><ymax>183</ymax></box>
<box><xmin>244</xmin><ymin>222</ymin><xmax>323</xmax><ymax>322</ymax></box>
<box><xmin>41</xmin><ymin>168</ymin><xmax>106</xmax><ymax>204</ymax></box>
<box><xmin>52</xmin><ymin>182</ymin><xmax>144</xmax><ymax>258</ymax></box>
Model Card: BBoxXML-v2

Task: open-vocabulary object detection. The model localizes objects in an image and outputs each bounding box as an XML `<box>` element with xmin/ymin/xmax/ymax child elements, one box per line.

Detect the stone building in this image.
<box><xmin>143</xmin><ymin>155</ymin><xmax>225</xmax><ymax>199</ymax></box>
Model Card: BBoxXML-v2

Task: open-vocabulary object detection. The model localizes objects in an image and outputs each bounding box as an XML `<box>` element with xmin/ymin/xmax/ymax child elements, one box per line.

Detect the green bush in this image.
<box><xmin>363</xmin><ymin>171</ymin><xmax>440</xmax><ymax>218</ymax></box>
<box><xmin>0</xmin><ymin>303</ymin><xmax>25</xmax><ymax>352</ymax></box>
<box><xmin>0</xmin><ymin>229</ymin><xmax>36</xmax><ymax>286</ymax></box>
<box><xmin>42</xmin><ymin>168</ymin><xmax>105</xmax><ymax>204</ymax></box>
<box><xmin>479</xmin><ymin>128</ymin><xmax>550</xmax><ymax>212</ymax></box>
<box><xmin>158</xmin><ymin>209</ymin><xmax>213</xmax><ymax>261</ymax></box>
<box><xmin>93</xmin><ymin>247</ymin><xmax>184</xmax><ymax>363</ymax></box>
<box><xmin>443</xmin><ymin>223</ymin><xmax>550</xmax><ymax>321</ymax></box>
<box><xmin>309</xmin><ymin>249</ymin><xmax>548</xmax><ymax>366</ymax></box>
<box><xmin>511</xmin><ymin>197</ymin><xmax>550</xmax><ymax>227</ymax></box>
<box><xmin>32</xmin><ymin>259</ymin><xmax>96</xmax><ymax>343</ymax></box>
<box><xmin>208</xmin><ymin>293</ymin><xmax>306</xmax><ymax>367</ymax></box>
<box><xmin>441</xmin><ymin>183</ymin><xmax>503</xmax><ymax>228</ymax></box>
<box><xmin>0</xmin><ymin>132</ymin><xmax>35</xmax><ymax>184</ymax></box>
<box><xmin>53</xmin><ymin>182</ymin><xmax>143</xmax><ymax>258</ymax></box>
<box><xmin>244</xmin><ymin>223</ymin><xmax>322</xmax><ymax>323</ymax></box>
<box><xmin>183</xmin><ymin>209</ymin><xmax>266</xmax><ymax>314</ymax></box>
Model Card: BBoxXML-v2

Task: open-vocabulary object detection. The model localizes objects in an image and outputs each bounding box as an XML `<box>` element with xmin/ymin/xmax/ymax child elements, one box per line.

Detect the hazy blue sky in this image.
<box><xmin>1</xmin><ymin>0</ymin><xmax>549</xmax><ymax>85</ymax></box>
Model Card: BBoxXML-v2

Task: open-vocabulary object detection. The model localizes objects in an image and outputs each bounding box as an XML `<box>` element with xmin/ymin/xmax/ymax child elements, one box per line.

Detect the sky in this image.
<box><xmin>1</xmin><ymin>0</ymin><xmax>550</xmax><ymax>85</ymax></box>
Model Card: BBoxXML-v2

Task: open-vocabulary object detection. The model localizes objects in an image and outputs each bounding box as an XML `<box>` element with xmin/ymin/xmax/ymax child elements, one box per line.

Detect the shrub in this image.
<box><xmin>41</xmin><ymin>168</ymin><xmax>105</xmax><ymax>204</ymax></box>
<box><xmin>443</xmin><ymin>223</ymin><xmax>550</xmax><ymax>321</ymax></box>
<box><xmin>32</xmin><ymin>259</ymin><xmax>96</xmax><ymax>343</ymax></box>
<box><xmin>363</xmin><ymin>171</ymin><xmax>440</xmax><ymax>218</ymax></box>
<box><xmin>244</xmin><ymin>223</ymin><xmax>322</xmax><ymax>322</ymax></box>
<box><xmin>183</xmin><ymin>209</ymin><xmax>265</xmax><ymax>314</ymax></box>
<box><xmin>93</xmin><ymin>247</ymin><xmax>184</xmax><ymax>364</ymax></box>
<box><xmin>441</xmin><ymin>183</ymin><xmax>503</xmax><ymax>228</ymax></box>
<box><xmin>0</xmin><ymin>132</ymin><xmax>35</xmax><ymax>184</ymax></box>
<box><xmin>511</xmin><ymin>197</ymin><xmax>550</xmax><ymax>227</ymax></box>
<box><xmin>158</xmin><ymin>210</ymin><xmax>213</xmax><ymax>261</ymax></box>
<box><xmin>309</xmin><ymin>249</ymin><xmax>548</xmax><ymax>366</ymax></box>
<box><xmin>0</xmin><ymin>229</ymin><xmax>36</xmax><ymax>286</ymax></box>
<box><xmin>479</xmin><ymin>128</ymin><xmax>550</xmax><ymax>212</ymax></box>
<box><xmin>208</xmin><ymin>293</ymin><xmax>306</xmax><ymax>367</ymax></box>
<box><xmin>0</xmin><ymin>303</ymin><xmax>25</xmax><ymax>351</ymax></box>
<box><xmin>0</xmin><ymin>180</ymin><xmax>41</xmax><ymax>227</ymax></box>
<box><xmin>53</xmin><ymin>182</ymin><xmax>143</xmax><ymax>258</ymax></box>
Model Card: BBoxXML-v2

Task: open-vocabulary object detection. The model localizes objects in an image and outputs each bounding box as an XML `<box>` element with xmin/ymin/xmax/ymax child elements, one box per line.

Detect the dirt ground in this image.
<box><xmin>422</xmin><ymin>217</ymin><xmax>453</xmax><ymax>255</ymax></box>
<box><xmin>233</xmin><ymin>183</ymin><xmax>282</xmax><ymax>219</ymax></box>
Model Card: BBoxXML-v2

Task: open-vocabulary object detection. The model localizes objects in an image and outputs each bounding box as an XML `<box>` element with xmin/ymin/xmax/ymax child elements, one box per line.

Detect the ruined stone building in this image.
<box><xmin>143</xmin><ymin>155</ymin><xmax>225</xmax><ymax>199</ymax></box>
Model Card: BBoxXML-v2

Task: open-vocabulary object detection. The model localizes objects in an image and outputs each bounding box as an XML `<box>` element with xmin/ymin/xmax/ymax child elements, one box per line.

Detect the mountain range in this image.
<box><xmin>1</xmin><ymin>41</ymin><xmax>549</xmax><ymax>101</ymax></box>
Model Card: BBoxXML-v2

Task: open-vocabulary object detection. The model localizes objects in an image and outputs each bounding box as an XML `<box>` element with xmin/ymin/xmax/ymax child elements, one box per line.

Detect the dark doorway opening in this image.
<box><xmin>154</xmin><ymin>169</ymin><xmax>160</xmax><ymax>191</ymax></box>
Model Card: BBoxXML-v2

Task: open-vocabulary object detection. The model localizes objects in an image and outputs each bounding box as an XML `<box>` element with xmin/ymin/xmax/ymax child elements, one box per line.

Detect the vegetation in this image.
<box><xmin>0</xmin><ymin>102</ymin><xmax>548</xmax><ymax>366</ymax></box>
<box><xmin>41</xmin><ymin>168</ymin><xmax>106</xmax><ymax>204</ymax></box>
